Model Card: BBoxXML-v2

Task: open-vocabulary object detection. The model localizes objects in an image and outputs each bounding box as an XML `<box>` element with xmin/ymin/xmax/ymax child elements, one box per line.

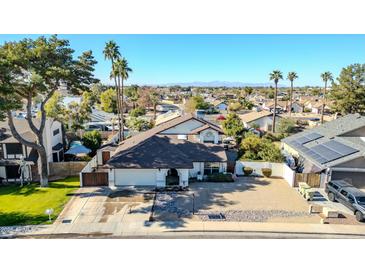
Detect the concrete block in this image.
<box><xmin>323</xmin><ymin>207</ymin><xmax>339</xmax><ymax>218</ymax></box>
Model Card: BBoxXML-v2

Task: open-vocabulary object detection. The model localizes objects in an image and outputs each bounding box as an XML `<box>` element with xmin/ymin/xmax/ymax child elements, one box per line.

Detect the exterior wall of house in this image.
<box><xmin>161</xmin><ymin>119</ymin><xmax>204</xmax><ymax>134</ymax></box>
<box><xmin>178</xmin><ymin>169</ymin><xmax>189</xmax><ymax>187</ymax></box>
<box><xmin>43</xmin><ymin>119</ymin><xmax>63</xmax><ymax>163</ymax></box>
<box><xmin>189</xmin><ymin>162</ymin><xmax>204</xmax><ymax>177</ymax></box>
<box><xmin>291</xmin><ymin>103</ymin><xmax>303</xmax><ymax>113</ymax></box>
<box><xmin>247</xmin><ymin>116</ymin><xmax>278</xmax><ymax>131</ymax></box>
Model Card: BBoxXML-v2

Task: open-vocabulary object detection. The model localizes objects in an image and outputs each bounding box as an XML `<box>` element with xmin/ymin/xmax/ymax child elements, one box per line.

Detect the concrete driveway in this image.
<box><xmin>153</xmin><ymin>177</ymin><xmax>321</xmax><ymax>224</ymax></box>
<box><xmin>55</xmin><ymin>187</ymin><xmax>154</xmax><ymax>234</ymax></box>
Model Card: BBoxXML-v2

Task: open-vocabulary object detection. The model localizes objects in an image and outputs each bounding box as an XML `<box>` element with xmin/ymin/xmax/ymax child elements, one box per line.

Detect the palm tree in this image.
<box><xmin>269</xmin><ymin>70</ymin><xmax>283</xmax><ymax>133</ymax></box>
<box><xmin>287</xmin><ymin>72</ymin><xmax>298</xmax><ymax>117</ymax></box>
<box><xmin>150</xmin><ymin>91</ymin><xmax>160</xmax><ymax>120</ymax></box>
<box><xmin>320</xmin><ymin>71</ymin><xmax>333</xmax><ymax>124</ymax></box>
<box><xmin>114</xmin><ymin>57</ymin><xmax>132</xmax><ymax>140</ymax></box>
<box><xmin>103</xmin><ymin>41</ymin><xmax>122</xmax><ymax>141</ymax></box>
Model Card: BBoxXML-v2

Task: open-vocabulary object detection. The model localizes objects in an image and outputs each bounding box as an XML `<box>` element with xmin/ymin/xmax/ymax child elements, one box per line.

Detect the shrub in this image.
<box><xmin>206</xmin><ymin>173</ymin><xmax>234</xmax><ymax>182</ymax></box>
<box><xmin>82</xmin><ymin>130</ymin><xmax>102</xmax><ymax>153</ymax></box>
<box><xmin>129</xmin><ymin>107</ymin><xmax>146</xmax><ymax>117</ymax></box>
<box><xmin>261</xmin><ymin>168</ymin><xmax>272</xmax><ymax>177</ymax></box>
<box><xmin>243</xmin><ymin>166</ymin><xmax>253</xmax><ymax>176</ymax></box>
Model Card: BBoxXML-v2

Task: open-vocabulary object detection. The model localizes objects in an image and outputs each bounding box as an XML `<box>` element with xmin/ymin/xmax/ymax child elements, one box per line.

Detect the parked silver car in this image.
<box><xmin>325</xmin><ymin>180</ymin><xmax>365</xmax><ymax>222</ymax></box>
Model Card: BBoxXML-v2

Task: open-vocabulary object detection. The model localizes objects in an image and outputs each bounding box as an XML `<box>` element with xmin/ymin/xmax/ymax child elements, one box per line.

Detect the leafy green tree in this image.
<box><xmin>100</xmin><ymin>88</ymin><xmax>117</xmax><ymax>113</ymax></box>
<box><xmin>330</xmin><ymin>64</ymin><xmax>365</xmax><ymax>115</ymax></box>
<box><xmin>0</xmin><ymin>35</ymin><xmax>97</xmax><ymax>186</ymax></box>
<box><xmin>276</xmin><ymin>118</ymin><xmax>296</xmax><ymax>135</ymax></box>
<box><xmin>66</xmin><ymin>101</ymin><xmax>91</xmax><ymax>131</ymax></box>
<box><xmin>127</xmin><ymin>117</ymin><xmax>152</xmax><ymax>131</ymax></box>
<box><xmin>82</xmin><ymin>130</ymin><xmax>102</xmax><ymax>154</ymax></box>
<box><xmin>240</xmin><ymin>133</ymin><xmax>283</xmax><ymax>162</ymax></box>
<box><xmin>320</xmin><ymin>71</ymin><xmax>333</xmax><ymax>123</ymax></box>
<box><xmin>269</xmin><ymin>70</ymin><xmax>283</xmax><ymax>133</ymax></box>
<box><xmin>228</xmin><ymin>102</ymin><xmax>242</xmax><ymax>112</ymax></box>
<box><xmin>125</xmin><ymin>85</ymin><xmax>139</xmax><ymax>109</ymax></box>
<box><xmin>287</xmin><ymin>72</ymin><xmax>298</xmax><ymax>117</ymax></box>
<box><xmin>244</xmin><ymin>86</ymin><xmax>254</xmax><ymax>98</ymax></box>
<box><xmin>129</xmin><ymin>106</ymin><xmax>146</xmax><ymax>117</ymax></box>
<box><xmin>222</xmin><ymin>113</ymin><xmax>245</xmax><ymax>143</ymax></box>
<box><xmin>44</xmin><ymin>91</ymin><xmax>67</xmax><ymax>123</ymax></box>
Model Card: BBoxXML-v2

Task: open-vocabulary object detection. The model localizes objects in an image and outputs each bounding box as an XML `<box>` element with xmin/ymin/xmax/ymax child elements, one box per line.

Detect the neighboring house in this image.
<box><xmin>262</xmin><ymin>101</ymin><xmax>288</xmax><ymax>112</ymax></box>
<box><xmin>212</xmin><ymin>100</ymin><xmax>228</xmax><ymax>111</ymax></box>
<box><xmin>155</xmin><ymin>110</ymin><xmax>182</xmax><ymax>126</ymax></box>
<box><xmin>239</xmin><ymin>110</ymin><xmax>280</xmax><ymax>131</ymax></box>
<box><xmin>282</xmin><ymin>113</ymin><xmax>365</xmax><ymax>189</ymax></box>
<box><xmin>0</xmin><ymin>118</ymin><xmax>64</xmax><ymax>182</ymax></box>
<box><xmin>81</xmin><ymin>114</ymin><xmax>228</xmax><ymax>187</ymax></box>
<box><xmin>156</xmin><ymin>104</ymin><xmax>179</xmax><ymax>112</ymax></box>
<box><xmin>291</xmin><ymin>101</ymin><xmax>304</xmax><ymax>113</ymax></box>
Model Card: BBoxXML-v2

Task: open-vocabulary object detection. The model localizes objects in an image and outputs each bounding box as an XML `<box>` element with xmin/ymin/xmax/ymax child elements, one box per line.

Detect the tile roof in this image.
<box><xmin>239</xmin><ymin>110</ymin><xmax>273</xmax><ymax>123</ymax></box>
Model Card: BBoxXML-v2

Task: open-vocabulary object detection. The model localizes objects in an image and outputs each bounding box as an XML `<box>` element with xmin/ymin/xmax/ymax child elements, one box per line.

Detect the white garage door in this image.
<box><xmin>114</xmin><ymin>169</ymin><xmax>157</xmax><ymax>186</ymax></box>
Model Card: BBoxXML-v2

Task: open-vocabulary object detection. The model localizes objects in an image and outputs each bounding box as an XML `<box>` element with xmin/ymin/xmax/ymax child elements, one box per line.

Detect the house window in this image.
<box><xmin>6</xmin><ymin>143</ymin><xmax>23</xmax><ymax>157</ymax></box>
<box><xmin>53</xmin><ymin>128</ymin><xmax>60</xmax><ymax>136</ymax></box>
<box><xmin>203</xmin><ymin>131</ymin><xmax>215</xmax><ymax>143</ymax></box>
<box><xmin>204</xmin><ymin>162</ymin><xmax>220</xmax><ymax>175</ymax></box>
<box><xmin>52</xmin><ymin>152</ymin><xmax>59</xmax><ymax>162</ymax></box>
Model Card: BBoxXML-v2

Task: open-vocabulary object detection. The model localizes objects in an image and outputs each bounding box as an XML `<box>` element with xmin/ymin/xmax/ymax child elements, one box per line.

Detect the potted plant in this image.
<box><xmin>243</xmin><ymin>166</ymin><xmax>253</xmax><ymax>176</ymax></box>
<box><xmin>261</xmin><ymin>168</ymin><xmax>272</xmax><ymax>178</ymax></box>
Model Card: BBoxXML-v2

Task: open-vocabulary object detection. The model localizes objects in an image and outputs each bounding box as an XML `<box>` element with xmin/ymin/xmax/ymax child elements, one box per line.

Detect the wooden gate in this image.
<box><xmin>82</xmin><ymin>172</ymin><xmax>109</xmax><ymax>187</ymax></box>
<box><xmin>294</xmin><ymin>173</ymin><xmax>321</xmax><ymax>187</ymax></box>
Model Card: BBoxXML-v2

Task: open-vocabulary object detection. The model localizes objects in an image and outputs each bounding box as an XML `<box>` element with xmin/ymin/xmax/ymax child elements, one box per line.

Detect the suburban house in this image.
<box><xmin>0</xmin><ymin>118</ymin><xmax>64</xmax><ymax>182</ymax></box>
<box><xmin>212</xmin><ymin>100</ymin><xmax>228</xmax><ymax>111</ymax></box>
<box><xmin>282</xmin><ymin>113</ymin><xmax>365</xmax><ymax>189</ymax></box>
<box><xmin>239</xmin><ymin>110</ymin><xmax>280</xmax><ymax>131</ymax></box>
<box><xmin>262</xmin><ymin>100</ymin><xmax>288</xmax><ymax>112</ymax></box>
<box><xmin>81</xmin><ymin>114</ymin><xmax>229</xmax><ymax>187</ymax></box>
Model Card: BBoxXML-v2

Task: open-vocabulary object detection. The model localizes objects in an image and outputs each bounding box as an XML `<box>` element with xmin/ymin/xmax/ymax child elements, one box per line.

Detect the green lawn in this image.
<box><xmin>0</xmin><ymin>177</ymin><xmax>80</xmax><ymax>226</ymax></box>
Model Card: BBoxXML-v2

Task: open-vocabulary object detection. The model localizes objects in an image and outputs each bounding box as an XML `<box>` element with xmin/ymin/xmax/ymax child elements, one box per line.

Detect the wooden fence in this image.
<box><xmin>294</xmin><ymin>173</ymin><xmax>321</xmax><ymax>187</ymax></box>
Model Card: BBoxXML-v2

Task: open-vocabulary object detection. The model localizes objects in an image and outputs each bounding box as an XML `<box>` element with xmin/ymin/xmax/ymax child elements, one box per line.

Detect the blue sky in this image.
<box><xmin>0</xmin><ymin>34</ymin><xmax>364</xmax><ymax>86</ymax></box>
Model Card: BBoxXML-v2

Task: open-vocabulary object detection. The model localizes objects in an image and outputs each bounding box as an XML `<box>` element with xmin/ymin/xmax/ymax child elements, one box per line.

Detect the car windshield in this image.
<box><xmin>356</xmin><ymin>197</ymin><xmax>365</xmax><ymax>203</ymax></box>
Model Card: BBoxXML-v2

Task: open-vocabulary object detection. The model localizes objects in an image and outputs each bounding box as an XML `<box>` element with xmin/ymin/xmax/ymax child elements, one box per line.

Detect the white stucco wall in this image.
<box><xmin>44</xmin><ymin>119</ymin><xmax>63</xmax><ymax>163</ymax></box>
<box><xmin>189</xmin><ymin>162</ymin><xmax>204</xmax><ymax>177</ymax></box>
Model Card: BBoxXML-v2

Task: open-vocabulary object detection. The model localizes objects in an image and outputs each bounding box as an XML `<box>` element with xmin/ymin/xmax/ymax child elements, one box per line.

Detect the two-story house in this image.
<box><xmin>0</xmin><ymin>118</ymin><xmax>64</xmax><ymax>182</ymax></box>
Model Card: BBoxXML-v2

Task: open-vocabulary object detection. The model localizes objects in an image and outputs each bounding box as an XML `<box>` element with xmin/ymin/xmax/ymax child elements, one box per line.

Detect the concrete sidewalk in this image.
<box><xmin>3</xmin><ymin>219</ymin><xmax>365</xmax><ymax>238</ymax></box>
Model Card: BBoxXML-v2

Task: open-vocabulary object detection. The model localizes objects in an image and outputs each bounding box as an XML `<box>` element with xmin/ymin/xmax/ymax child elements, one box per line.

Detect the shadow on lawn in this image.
<box><xmin>139</xmin><ymin>177</ymin><xmax>271</xmax><ymax>229</ymax></box>
<box><xmin>0</xmin><ymin>212</ymin><xmax>49</xmax><ymax>226</ymax></box>
<box><xmin>0</xmin><ymin>184</ymin><xmax>47</xmax><ymax>196</ymax></box>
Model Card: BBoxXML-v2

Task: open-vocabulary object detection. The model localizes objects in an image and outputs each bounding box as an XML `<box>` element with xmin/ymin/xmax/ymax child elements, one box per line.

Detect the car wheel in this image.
<box><xmin>328</xmin><ymin>192</ymin><xmax>336</xmax><ymax>202</ymax></box>
<box><xmin>355</xmin><ymin>211</ymin><xmax>364</xmax><ymax>222</ymax></box>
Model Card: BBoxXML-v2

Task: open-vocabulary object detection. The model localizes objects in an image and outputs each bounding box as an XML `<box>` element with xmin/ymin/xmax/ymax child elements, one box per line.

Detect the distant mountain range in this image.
<box><xmin>162</xmin><ymin>81</ymin><xmax>286</xmax><ymax>88</ymax></box>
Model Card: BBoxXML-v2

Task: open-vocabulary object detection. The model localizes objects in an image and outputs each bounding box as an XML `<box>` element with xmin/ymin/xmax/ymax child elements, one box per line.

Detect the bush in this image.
<box><xmin>261</xmin><ymin>168</ymin><xmax>272</xmax><ymax>177</ymax></box>
<box><xmin>206</xmin><ymin>173</ymin><xmax>234</xmax><ymax>182</ymax></box>
<box><xmin>243</xmin><ymin>166</ymin><xmax>253</xmax><ymax>175</ymax></box>
<box><xmin>129</xmin><ymin>107</ymin><xmax>146</xmax><ymax>117</ymax></box>
<box><xmin>82</xmin><ymin>130</ymin><xmax>102</xmax><ymax>153</ymax></box>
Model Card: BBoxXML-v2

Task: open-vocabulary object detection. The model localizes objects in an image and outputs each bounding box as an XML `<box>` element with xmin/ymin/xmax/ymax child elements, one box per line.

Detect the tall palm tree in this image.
<box><xmin>287</xmin><ymin>72</ymin><xmax>298</xmax><ymax>117</ymax></box>
<box><xmin>103</xmin><ymin>41</ymin><xmax>122</xmax><ymax>141</ymax></box>
<box><xmin>150</xmin><ymin>91</ymin><xmax>160</xmax><ymax>120</ymax></box>
<box><xmin>320</xmin><ymin>71</ymin><xmax>333</xmax><ymax>124</ymax></box>
<box><xmin>269</xmin><ymin>70</ymin><xmax>283</xmax><ymax>133</ymax></box>
<box><xmin>114</xmin><ymin>57</ymin><xmax>132</xmax><ymax>140</ymax></box>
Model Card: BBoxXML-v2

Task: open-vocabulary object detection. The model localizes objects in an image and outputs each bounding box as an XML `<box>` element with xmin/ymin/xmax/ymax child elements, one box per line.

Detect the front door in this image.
<box><xmin>166</xmin><ymin>168</ymin><xmax>179</xmax><ymax>186</ymax></box>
